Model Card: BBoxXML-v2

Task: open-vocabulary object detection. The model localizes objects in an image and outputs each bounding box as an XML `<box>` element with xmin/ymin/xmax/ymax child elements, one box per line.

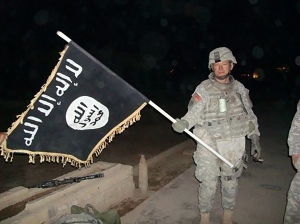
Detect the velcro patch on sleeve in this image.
<box><xmin>193</xmin><ymin>93</ymin><xmax>202</xmax><ymax>102</ymax></box>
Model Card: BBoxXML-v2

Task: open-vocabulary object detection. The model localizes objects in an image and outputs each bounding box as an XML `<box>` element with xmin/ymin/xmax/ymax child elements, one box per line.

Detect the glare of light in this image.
<box><xmin>240</xmin><ymin>73</ymin><xmax>251</xmax><ymax>77</ymax></box>
<box><xmin>253</xmin><ymin>68</ymin><xmax>265</xmax><ymax>81</ymax></box>
<box><xmin>276</xmin><ymin>66</ymin><xmax>289</xmax><ymax>73</ymax></box>
<box><xmin>252</xmin><ymin>46</ymin><xmax>264</xmax><ymax>59</ymax></box>
<box><xmin>249</xmin><ymin>0</ymin><xmax>258</xmax><ymax>4</ymax></box>
<box><xmin>199</xmin><ymin>43</ymin><xmax>205</xmax><ymax>49</ymax></box>
<box><xmin>34</xmin><ymin>10</ymin><xmax>49</xmax><ymax>25</ymax></box>
<box><xmin>275</xmin><ymin>19</ymin><xmax>282</xmax><ymax>27</ymax></box>
<box><xmin>171</xmin><ymin>60</ymin><xmax>178</xmax><ymax>66</ymax></box>
<box><xmin>160</xmin><ymin>19</ymin><xmax>168</xmax><ymax>27</ymax></box>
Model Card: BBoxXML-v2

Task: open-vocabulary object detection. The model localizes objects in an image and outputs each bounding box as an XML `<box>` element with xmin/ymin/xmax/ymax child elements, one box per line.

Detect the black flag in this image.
<box><xmin>1</xmin><ymin>41</ymin><xmax>149</xmax><ymax>167</ymax></box>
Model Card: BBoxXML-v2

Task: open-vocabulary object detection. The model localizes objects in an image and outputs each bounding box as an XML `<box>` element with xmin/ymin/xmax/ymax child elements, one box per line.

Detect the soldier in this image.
<box><xmin>284</xmin><ymin>100</ymin><xmax>300</xmax><ymax>223</ymax></box>
<box><xmin>172</xmin><ymin>47</ymin><xmax>262</xmax><ymax>224</ymax></box>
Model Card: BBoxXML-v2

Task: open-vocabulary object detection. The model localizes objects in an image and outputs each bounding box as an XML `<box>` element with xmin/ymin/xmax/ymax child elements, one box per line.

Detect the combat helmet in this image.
<box><xmin>208</xmin><ymin>47</ymin><xmax>237</xmax><ymax>69</ymax></box>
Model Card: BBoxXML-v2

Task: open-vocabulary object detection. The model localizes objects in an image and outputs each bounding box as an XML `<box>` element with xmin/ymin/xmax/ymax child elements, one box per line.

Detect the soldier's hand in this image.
<box><xmin>0</xmin><ymin>132</ymin><xmax>7</xmax><ymax>145</ymax></box>
<box><xmin>172</xmin><ymin>119</ymin><xmax>189</xmax><ymax>133</ymax></box>
<box><xmin>249</xmin><ymin>134</ymin><xmax>262</xmax><ymax>162</ymax></box>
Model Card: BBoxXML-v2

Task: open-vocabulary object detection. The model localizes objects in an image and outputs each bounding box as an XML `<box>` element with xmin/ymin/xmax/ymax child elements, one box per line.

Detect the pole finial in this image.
<box><xmin>57</xmin><ymin>31</ymin><xmax>71</xmax><ymax>43</ymax></box>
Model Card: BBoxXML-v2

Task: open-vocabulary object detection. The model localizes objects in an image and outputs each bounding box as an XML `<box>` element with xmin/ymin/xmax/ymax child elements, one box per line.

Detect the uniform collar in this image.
<box><xmin>208</xmin><ymin>72</ymin><xmax>235</xmax><ymax>91</ymax></box>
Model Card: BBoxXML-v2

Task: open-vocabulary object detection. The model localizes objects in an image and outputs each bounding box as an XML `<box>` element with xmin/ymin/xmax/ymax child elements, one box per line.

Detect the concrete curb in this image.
<box><xmin>1</xmin><ymin>162</ymin><xmax>135</xmax><ymax>224</ymax></box>
<box><xmin>132</xmin><ymin>139</ymin><xmax>195</xmax><ymax>176</ymax></box>
<box><xmin>0</xmin><ymin>139</ymin><xmax>196</xmax><ymax>223</ymax></box>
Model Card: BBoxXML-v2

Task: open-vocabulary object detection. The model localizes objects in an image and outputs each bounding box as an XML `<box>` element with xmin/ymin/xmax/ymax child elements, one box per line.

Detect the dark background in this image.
<box><xmin>0</xmin><ymin>0</ymin><xmax>299</xmax><ymax>205</ymax></box>
<box><xmin>0</xmin><ymin>0</ymin><xmax>300</xmax><ymax>108</ymax></box>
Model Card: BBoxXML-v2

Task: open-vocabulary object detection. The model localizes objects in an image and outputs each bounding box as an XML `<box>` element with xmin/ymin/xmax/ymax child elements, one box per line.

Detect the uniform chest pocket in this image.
<box><xmin>209</xmin><ymin>98</ymin><xmax>219</xmax><ymax>112</ymax></box>
<box><xmin>230</xmin><ymin>95</ymin><xmax>243</xmax><ymax>108</ymax></box>
<box><xmin>229</xmin><ymin>96</ymin><xmax>237</xmax><ymax>103</ymax></box>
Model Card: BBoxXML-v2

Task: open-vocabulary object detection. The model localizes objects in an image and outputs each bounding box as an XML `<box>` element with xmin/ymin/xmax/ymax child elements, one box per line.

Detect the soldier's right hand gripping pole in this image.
<box><xmin>149</xmin><ymin>101</ymin><xmax>234</xmax><ymax>168</ymax></box>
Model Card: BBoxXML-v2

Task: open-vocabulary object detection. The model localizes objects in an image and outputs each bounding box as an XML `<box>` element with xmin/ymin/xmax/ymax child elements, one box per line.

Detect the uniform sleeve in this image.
<box><xmin>236</xmin><ymin>81</ymin><xmax>260</xmax><ymax>138</ymax></box>
<box><xmin>288</xmin><ymin>101</ymin><xmax>300</xmax><ymax>156</ymax></box>
<box><xmin>181</xmin><ymin>84</ymin><xmax>208</xmax><ymax>129</ymax></box>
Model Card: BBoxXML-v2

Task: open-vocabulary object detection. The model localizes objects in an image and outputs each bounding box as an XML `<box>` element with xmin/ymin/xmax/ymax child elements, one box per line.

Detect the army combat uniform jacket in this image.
<box><xmin>182</xmin><ymin>73</ymin><xmax>260</xmax><ymax>142</ymax></box>
<box><xmin>288</xmin><ymin>101</ymin><xmax>300</xmax><ymax>158</ymax></box>
<box><xmin>284</xmin><ymin>100</ymin><xmax>300</xmax><ymax>223</ymax></box>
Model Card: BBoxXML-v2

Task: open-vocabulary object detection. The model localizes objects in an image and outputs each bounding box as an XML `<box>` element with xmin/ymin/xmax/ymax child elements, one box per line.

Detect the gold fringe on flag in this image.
<box><xmin>0</xmin><ymin>45</ymin><xmax>147</xmax><ymax>168</ymax></box>
<box><xmin>0</xmin><ymin>103</ymin><xmax>146</xmax><ymax>169</ymax></box>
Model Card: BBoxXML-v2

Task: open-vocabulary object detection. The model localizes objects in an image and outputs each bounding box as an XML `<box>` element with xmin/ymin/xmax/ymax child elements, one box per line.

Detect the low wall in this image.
<box><xmin>1</xmin><ymin>161</ymin><xmax>134</xmax><ymax>224</ymax></box>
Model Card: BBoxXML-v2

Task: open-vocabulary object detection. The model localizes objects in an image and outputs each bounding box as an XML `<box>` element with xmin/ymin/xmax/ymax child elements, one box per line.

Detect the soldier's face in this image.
<box><xmin>212</xmin><ymin>60</ymin><xmax>233</xmax><ymax>81</ymax></box>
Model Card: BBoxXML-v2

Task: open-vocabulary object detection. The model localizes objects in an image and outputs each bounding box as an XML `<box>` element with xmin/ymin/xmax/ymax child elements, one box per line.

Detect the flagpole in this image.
<box><xmin>57</xmin><ymin>31</ymin><xmax>71</xmax><ymax>43</ymax></box>
<box><xmin>56</xmin><ymin>31</ymin><xmax>233</xmax><ymax>168</ymax></box>
<box><xmin>148</xmin><ymin>101</ymin><xmax>234</xmax><ymax>168</ymax></box>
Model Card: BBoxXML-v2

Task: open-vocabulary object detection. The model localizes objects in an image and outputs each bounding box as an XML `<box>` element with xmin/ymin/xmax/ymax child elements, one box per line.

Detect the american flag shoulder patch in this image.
<box><xmin>192</xmin><ymin>93</ymin><xmax>202</xmax><ymax>102</ymax></box>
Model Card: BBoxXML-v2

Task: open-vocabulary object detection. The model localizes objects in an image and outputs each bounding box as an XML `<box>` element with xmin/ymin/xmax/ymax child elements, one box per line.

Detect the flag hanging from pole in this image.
<box><xmin>1</xmin><ymin>40</ymin><xmax>149</xmax><ymax>168</ymax></box>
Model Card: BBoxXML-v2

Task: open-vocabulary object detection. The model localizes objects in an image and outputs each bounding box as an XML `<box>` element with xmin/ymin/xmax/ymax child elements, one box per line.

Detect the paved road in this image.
<box><xmin>121</xmin><ymin>151</ymin><xmax>293</xmax><ymax>224</ymax></box>
<box><xmin>121</xmin><ymin>100</ymin><xmax>296</xmax><ymax>224</ymax></box>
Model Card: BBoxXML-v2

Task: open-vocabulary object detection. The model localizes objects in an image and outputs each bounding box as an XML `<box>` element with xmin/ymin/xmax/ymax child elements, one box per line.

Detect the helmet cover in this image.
<box><xmin>208</xmin><ymin>47</ymin><xmax>237</xmax><ymax>68</ymax></box>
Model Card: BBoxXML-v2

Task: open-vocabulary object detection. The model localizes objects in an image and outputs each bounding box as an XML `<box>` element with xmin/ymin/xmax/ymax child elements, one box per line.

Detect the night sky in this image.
<box><xmin>1</xmin><ymin>0</ymin><xmax>300</xmax><ymax>103</ymax></box>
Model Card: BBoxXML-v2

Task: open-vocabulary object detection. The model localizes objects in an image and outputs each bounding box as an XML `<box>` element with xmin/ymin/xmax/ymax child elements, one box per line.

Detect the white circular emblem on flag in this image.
<box><xmin>66</xmin><ymin>96</ymin><xmax>109</xmax><ymax>130</ymax></box>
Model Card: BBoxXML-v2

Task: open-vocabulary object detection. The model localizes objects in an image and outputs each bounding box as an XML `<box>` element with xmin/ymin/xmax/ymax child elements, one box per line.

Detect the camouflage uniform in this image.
<box><xmin>284</xmin><ymin>100</ymin><xmax>300</xmax><ymax>224</ymax></box>
<box><xmin>181</xmin><ymin>73</ymin><xmax>260</xmax><ymax>213</ymax></box>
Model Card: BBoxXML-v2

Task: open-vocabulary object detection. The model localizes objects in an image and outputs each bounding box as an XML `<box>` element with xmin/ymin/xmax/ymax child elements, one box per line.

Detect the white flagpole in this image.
<box><xmin>56</xmin><ymin>31</ymin><xmax>233</xmax><ymax>168</ymax></box>
<box><xmin>57</xmin><ymin>31</ymin><xmax>71</xmax><ymax>43</ymax></box>
<box><xmin>149</xmin><ymin>101</ymin><xmax>234</xmax><ymax>168</ymax></box>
